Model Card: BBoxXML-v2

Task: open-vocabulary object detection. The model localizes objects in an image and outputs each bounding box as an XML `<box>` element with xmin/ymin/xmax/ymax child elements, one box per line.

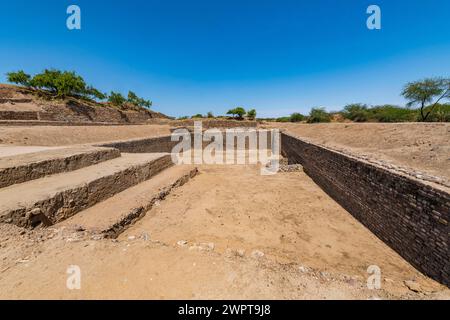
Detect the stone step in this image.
<box><xmin>60</xmin><ymin>165</ymin><xmax>198</xmax><ymax>238</ymax></box>
<box><xmin>0</xmin><ymin>153</ymin><xmax>173</xmax><ymax>228</ymax></box>
<box><xmin>0</xmin><ymin>146</ymin><xmax>121</xmax><ymax>188</ymax></box>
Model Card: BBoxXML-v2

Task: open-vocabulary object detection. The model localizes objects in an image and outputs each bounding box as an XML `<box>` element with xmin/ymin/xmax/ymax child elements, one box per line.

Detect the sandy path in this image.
<box><xmin>1</xmin><ymin>164</ymin><xmax>447</xmax><ymax>299</ymax></box>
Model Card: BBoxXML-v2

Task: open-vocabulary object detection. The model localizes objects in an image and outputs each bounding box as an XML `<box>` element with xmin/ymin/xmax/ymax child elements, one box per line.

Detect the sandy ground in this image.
<box><xmin>268</xmin><ymin>122</ymin><xmax>450</xmax><ymax>180</ymax></box>
<box><xmin>0</xmin><ymin>125</ymin><xmax>171</xmax><ymax>146</ymax></box>
<box><xmin>0</xmin><ymin>164</ymin><xmax>448</xmax><ymax>299</ymax></box>
<box><xmin>0</xmin><ymin>145</ymin><xmax>63</xmax><ymax>157</ymax></box>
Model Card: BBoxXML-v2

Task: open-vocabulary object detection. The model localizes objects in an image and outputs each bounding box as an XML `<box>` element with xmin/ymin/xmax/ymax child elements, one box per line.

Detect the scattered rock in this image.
<box><xmin>404</xmin><ymin>280</ymin><xmax>423</xmax><ymax>293</ymax></box>
<box><xmin>189</xmin><ymin>242</ymin><xmax>215</xmax><ymax>252</ymax></box>
<box><xmin>236</xmin><ymin>249</ymin><xmax>245</xmax><ymax>257</ymax></box>
<box><xmin>225</xmin><ymin>248</ymin><xmax>245</xmax><ymax>258</ymax></box>
<box><xmin>74</xmin><ymin>225</ymin><xmax>85</xmax><ymax>232</ymax></box>
<box><xmin>17</xmin><ymin>259</ymin><xmax>30</xmax><ymax>263</ymax></box>
<box><xmin>177</xmin><ymin>240</ymin><xmax>188</xmax><ymax>247</ymax></box>
<box><xmin>251</xmin><ymin>250</ymin><xmax>265</xmax><ymax>259</ymax></box>
<box><xmin>29</xmin><ymin>208</ymin><xmax>42</xmax><ymax>216</ymax></box>
<box><xmin>203</xmin><ymin>242</ymin><xmax>215</xmax><ymax>251</ymax></box>
<box><xmin>298</xmin><ymin>266</ymin><xmax>309</xmax><ymax>273</ymax></box>
<box><xmin>127</xmin><ymin>236</ymin><xmax>136</xmax><ymax>241</ymax></box>
<box><xmin>91</xmin><ymin>235</ymin><xmax>103</xmax><ymax>241</ymax></box>
<box><xmin>278</xmin><ymin>164</ymin><xmax>304</xmax><ymax>173</ymax></box>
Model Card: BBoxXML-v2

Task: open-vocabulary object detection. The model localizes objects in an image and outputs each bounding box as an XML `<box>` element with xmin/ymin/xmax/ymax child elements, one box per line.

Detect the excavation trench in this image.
<box><xmin>99</xmin><ymin>132</ymin><xmax>449</xmax><ymax>287</ymax></box>
<box><xmin>1</xmin><ymin>131</ymin><xmax>449</xmax><ymax>298</ymax></box>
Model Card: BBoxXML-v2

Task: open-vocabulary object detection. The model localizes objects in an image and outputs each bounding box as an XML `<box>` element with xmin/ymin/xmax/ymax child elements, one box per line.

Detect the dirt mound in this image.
<box><xmin>0</xmin><ymin>84</ymin><xmax>170</xmax><ymax>124</ymax></box>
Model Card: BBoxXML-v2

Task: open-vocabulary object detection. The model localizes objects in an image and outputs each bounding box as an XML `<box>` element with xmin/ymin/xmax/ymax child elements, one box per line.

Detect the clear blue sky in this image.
<box><xmin>1</xmin><ymin>0</ymin><xmax>449</xmax><ymax>117</ymax></box>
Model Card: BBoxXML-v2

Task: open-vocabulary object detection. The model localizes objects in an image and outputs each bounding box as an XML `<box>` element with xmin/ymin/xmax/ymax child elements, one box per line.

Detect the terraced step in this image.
<box><xmin>0</xmin><ymin>153</ymin><xmax>173</xmax><ymax>228</ymax></box>
<box><xmin>60</xmin><ymin>165</ymin><xmax>198</xmax><ymax>238</ymax></box>
<box><xmin>0</xmin><ymin>146</ymin><xmax>121</xmax><ymax>188</ymax></box>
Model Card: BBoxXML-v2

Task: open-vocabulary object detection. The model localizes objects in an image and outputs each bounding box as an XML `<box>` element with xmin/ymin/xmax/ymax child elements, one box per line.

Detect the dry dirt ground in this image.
<box><xmin>269</xmin><ymin>122</ymin><xmax>450</xmax><ymax>181</ymax></box>
<box><xmin>0</xmin><ymin>164</ymin><xmax>448</xmax><ymax>299</ymax></box>
<box><xmin>0</xmin><ymin>125</ymin><xmax>171</xmax><ymax>146</ymax></box>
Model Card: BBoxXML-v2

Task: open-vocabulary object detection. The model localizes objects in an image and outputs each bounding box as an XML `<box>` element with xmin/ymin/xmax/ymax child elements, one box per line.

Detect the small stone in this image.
<box><xmin>298</xmin><ymin>266</ymin><xmax>309</xmax><ymax>273</ymax></box>
<box><xmin>404</xmin><ymin>280</ymin><xmax>422</xmax><ymax>293</ymax></box>
<box><xmin>18</xmin><ymin>259</ymin><xmax>30</xmax><ymax>263</ymax></box>
<box><xmin>177</xmin><ymin>240</ymin><xmax>188</xmax><ymax>247</ymax></box>
<box><xmin>74</xmin><ymin>225</ymin><xmax>85</xmax><ymax>232</ymax></box>
<box><xmin>128</xmin><ymin>236</ymin><xmax>136</xmax><ymax>241</ymax></box>
<box><xmin>29</xmin><ymin>208</ymin><xmax>42</xmax><ymax>216</ymax></box>
<box><xmin>200</xmin><ymin>242</ymin><xmax>215</xmax><ymax>251</ymax></box>
<box><xmin>236</xmin><ymin>249</ymin><xmax>245</xmax><ymax>257</ymax></box>
<box><xmin>251</xmin><ymin>250</ymin><xmax>265</xmax><ymax>259</ymax></box>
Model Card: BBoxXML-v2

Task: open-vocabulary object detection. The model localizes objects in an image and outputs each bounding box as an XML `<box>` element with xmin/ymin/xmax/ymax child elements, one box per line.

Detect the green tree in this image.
<box><xmin>191</xmin><ymin>114</ymin><xmax>203</xmax><ymax>118</ymax></box>
<box><xmin>290</xmin><ymin>112</ymin><xmax>305</xmax><ymax>122</ymax></box>
<box><xmin>246</xmin><ymin>109</ymin><xmax>257</xmax><ymax>120</ymax></box>
<box><xmin>307</xmin><ymin>107</ymin><xmax>331</xmax><ymax>123</ymax></box>
<box><xmin>127</xmin><ymin>91</ymin><xmax>152</xmax><ymax>109</ymax></box>
<box><xmin>84</xmin><ymin>86</ymin><xmax>107</xmax><ymax>101</ymax></box>
<box><xmin>370</xmin><ymin>105</ymin><xmax>416</xmax><ymax>122</ymax></box>
<box><xmin>276</xmin><ymin>116</ymin><xmax>291</xmax><ymax>122</ymax></box>
<box><xmin>402</xmin><ymin>78</ymin><xmax>450</xmax><ymax>121</ymax></box>
<box><xmin>53</xmin><ymin>71</ymin><xmax>86</xmax><ymax>98</ymax></box>
<box><xmin>342</xmin><ymin>103</ymin><xmax>369</xmax><ymax>122</ymax></box>
<box><xmin>424</xmin><ymin>103</ymin><xmax>450</xmax><ymax>122</ymax></box>
<box><xmin>108</xmin><ymin>91</ymin><xmax>126</xmax><ymax>106</ymax></box>
<box><xmin>28</xmin><ymin>69</ymin><xmax>99</xmax><ymax>99</ymax></box>
<box><xmin>207</xmin><ymin>111</ymin><xmax>214</xmax><ymax>118</ymax></box>
<box><xmin>29</xmin><ymin>69</ymin><xmax>62</xmax><ymax>93</ymax></box>
<box><xmin>6</xmin><ymin>70</ymin><xmax>31</xmax><ymax>87</ymax></box>
<box><xmin>227</xmin><ymin>107</ymin><xmax>246</xmax><ymax>119</ymax></box>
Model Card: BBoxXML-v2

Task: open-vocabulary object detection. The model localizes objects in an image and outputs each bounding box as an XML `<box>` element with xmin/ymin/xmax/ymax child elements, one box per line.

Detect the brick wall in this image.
<box><xmin>99</xmin><ymin>136</ymin><xmax>178</xmax><ymax>153</ymax></box>
<box><xmin>281</xmin><ymin>132</ymin><xmax>449</xmax><ymax>287</ymax></box>
<box><xmin>171</xmin><ymin>119</ymin><xmax>257</xmax><ymax>129</ymax></box>
<box><xmin>101</xmin><ymin>130</ymin><xmax>274</xmax><ymax>154</ymax></box>
<box><xmin>0</xmin><ymin>111</ymin><xmax>38</xmax><ymax>120</ymax></box>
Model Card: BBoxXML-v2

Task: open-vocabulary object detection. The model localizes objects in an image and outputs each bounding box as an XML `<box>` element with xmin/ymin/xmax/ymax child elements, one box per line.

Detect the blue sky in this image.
<box><xmin>0</xmin><ymin>0</ymin><xmax>449</xmax><ymax>118</ymax></box>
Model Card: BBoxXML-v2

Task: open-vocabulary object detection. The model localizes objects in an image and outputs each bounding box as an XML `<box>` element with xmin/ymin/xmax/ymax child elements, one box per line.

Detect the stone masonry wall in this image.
<box><xmin>99</xmin><ymin>136</ymin><xmax>178</xmax><ymax>153</ymax></box>
<box><xmin>100</xmin><ymin>130</ymin><xmax>274</xmax><ymax>154</ymax></box>
<box><xmin>281</xmin><ymin>132</ymin><xmax>450</xmax><ymax>287</ymax></box>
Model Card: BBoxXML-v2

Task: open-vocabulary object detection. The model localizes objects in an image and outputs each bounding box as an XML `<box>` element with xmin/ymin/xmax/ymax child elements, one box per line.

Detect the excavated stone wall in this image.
<box><xmin>281</xmin><ymin>132</ymin><xmax>450</xmax><ymax>287</ymax></box>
